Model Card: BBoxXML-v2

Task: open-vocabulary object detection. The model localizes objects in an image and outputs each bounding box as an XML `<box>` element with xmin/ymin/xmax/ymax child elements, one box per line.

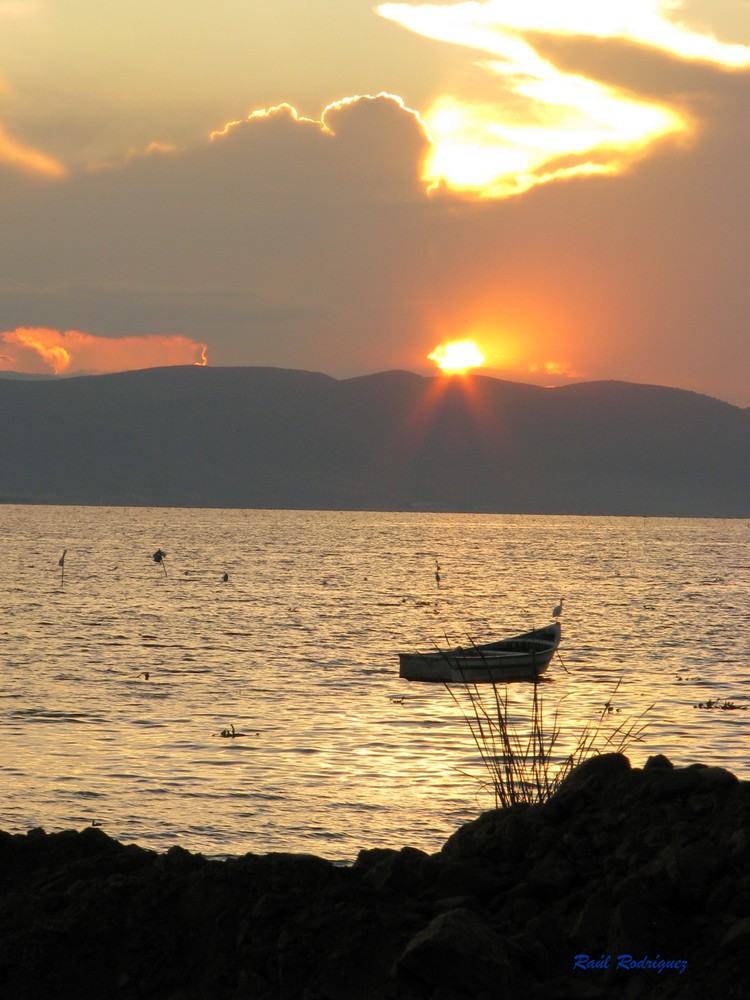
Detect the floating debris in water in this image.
<box><xmin>215</xmin><ymin>723</ymin><xmax>259</xmax><ymax>738</ymax></box>
<box><xmin>694</xmin><ymin>699</ymin><xmax>747</xmax><ymax>711</ymax></box>
<box><xmin>152</xmin><ymin>549</ymin><xmax>168</xmax><ymax>577</ymax></box>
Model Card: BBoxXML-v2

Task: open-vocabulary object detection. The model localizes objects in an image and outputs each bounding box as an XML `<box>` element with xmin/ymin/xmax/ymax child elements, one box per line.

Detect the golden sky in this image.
<box><xmin>0</xmin><ymin>0</ymin><xmax>749</xmax><ymax>405</ymax></box>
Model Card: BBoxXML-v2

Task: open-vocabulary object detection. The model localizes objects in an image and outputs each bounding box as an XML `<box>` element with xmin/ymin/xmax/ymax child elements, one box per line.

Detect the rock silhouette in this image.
<box><xmin>0</xmin><ymin>754</ymin><xmax>747</xmax><ymax>999</ymax></box>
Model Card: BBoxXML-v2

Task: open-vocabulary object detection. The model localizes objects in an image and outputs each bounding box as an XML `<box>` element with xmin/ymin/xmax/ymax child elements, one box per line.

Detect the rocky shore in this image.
<box><xmin>1</xmin><ymin>753</ymin><xmax>748</xmax><ymax>999</ymax></box>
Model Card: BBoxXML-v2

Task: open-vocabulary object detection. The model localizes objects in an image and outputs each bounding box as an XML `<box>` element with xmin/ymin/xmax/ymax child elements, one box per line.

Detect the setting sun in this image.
<box><xmin>428</xmin><ymin>340</ymin><xmax>485</xmax><ymax>373</ymax></box>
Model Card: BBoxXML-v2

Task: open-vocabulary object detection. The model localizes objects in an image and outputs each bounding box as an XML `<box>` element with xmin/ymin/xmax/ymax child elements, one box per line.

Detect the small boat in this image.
<box><xmin>398</xmin><ymin>622</ymin><xmax>561</xmax><ymax>683</ymax></box>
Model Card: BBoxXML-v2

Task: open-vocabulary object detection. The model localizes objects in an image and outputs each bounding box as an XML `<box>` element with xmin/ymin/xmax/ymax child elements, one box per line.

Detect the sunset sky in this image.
<box><xmin>1</xmin><ymin>0</ymin><xmax>749</xmax><ymax>404</ymax></box>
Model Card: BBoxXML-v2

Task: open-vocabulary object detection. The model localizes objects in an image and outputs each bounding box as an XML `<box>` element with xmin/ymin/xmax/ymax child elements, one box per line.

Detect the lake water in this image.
<box><xmin>0</xmin><ymin>505</ymin><xmax>748</xmax><ymax>862</ymax></box>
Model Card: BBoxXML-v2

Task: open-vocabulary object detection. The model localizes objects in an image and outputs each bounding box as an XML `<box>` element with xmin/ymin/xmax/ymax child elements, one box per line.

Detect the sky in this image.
<box><xmin>0</xmin><ymin>0</ymin><xmax>749</xmax><ymax>405</ymax></box>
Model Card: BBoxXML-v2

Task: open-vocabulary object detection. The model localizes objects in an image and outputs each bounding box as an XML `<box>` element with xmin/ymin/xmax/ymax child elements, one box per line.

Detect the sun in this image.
<box><xmin>428</xmin><ymin>340</ymin><xmax>485</xmax><ymax>373</ymax></box>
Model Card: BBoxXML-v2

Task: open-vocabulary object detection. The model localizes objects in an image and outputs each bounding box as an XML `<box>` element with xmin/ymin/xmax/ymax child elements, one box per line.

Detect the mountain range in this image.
<box><xmin>1</xmin><ymin>366</ymin><xmax>748</xmax><ymax>516</ymax></box>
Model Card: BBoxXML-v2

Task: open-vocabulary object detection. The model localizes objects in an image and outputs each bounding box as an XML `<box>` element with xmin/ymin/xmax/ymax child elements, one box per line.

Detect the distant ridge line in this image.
<box><xmin>1</xmin><ymin>366</ymin><xmax>748</xmax><ymax>516</ymax></box>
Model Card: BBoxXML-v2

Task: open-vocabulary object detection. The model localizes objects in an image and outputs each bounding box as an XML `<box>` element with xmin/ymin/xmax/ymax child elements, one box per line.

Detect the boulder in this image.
<box><xmin>395</xmin><ymin>907</ymin><xmax>511</xmax><ymax>994</ymax></box>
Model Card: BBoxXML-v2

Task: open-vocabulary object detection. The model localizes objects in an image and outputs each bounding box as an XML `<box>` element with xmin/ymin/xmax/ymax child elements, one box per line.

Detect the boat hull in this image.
<box><xmin>398</xmin><ymin>622</ymin><xmax>561</xmax><ymax>683</ymax></box>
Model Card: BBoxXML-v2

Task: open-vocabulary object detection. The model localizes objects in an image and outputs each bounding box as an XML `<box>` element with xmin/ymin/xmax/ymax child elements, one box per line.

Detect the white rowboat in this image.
<box><xmin>398</xmin><ymin>622</ymin><xmax>561</xmax><ymax>683</ymax></box>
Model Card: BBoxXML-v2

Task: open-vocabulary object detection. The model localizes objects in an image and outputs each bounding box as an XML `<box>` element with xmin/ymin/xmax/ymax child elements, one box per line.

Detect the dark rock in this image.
<box><xmin>395</xmin><ymin>907</ymin><xmax>510</xmax><ymax>993</ymax></box>
<box><xmin>542</xmin><ymin>975</ymin><xmax>607</xmax><ymax>998</ymax></box>
<box><xmin>727</xmin><ymin>828</ymin><xmax>749</xmax><ymax>864</ymax></box>
<box><xmin>640</xmin><ymin>765</ymin><xmax>704</xmax><ymax>799</ymax></box>
<box><xmin>0</xmin><ymin>757</ymin><xmax>748</xmax><ymax>999</ymax></box>
<box><xmin>609</xmin><ymin>898</ymin><xmax>664</xmax><ymax>954</ymax></box>
<box><xmin>164</xmin><ymin>843</ymin><xmax>204</xmax><ymax>871</ymax></box>
<box><xmin>355</xmin><ymin>845</ymin><xmax>428</xmax><ymax>895</ymax></box>
<box><xmin>544</xmin><ymin>754</ymin><xmax>634</xmax><ymax>821</ymax></box>
<box><xmin>530</xmin><ymin>853</ymin><xmax>575</xmax><ymax>895</ymax></box>
<box><xmin>502</xmin><ymin>887</ymin><xmax>541</xmax><ymax>925</ymax></box>
<box><xmin>692</xmin><ymin>764</ymin><xmax>739</xmax><ymax>788</ymax></box>
<box><xmin>643</xmin><ymin>754</ymin><xmax>673</xmax><ymax>770</ymax></box>
<box><xmin>558</xmin><ymin>752</ymin><xmax>632</xmax><ymax>789</ymax></box>
<box><xmin>440</xmin><ymin>803</ymin><xmax>536</xmax><ymax>864</ymax></box>
<box><xmin>251</xmin><ymin>889</ymin><xmax>292</xmax><ymax>922</ymax></box>
<box><xmin>706</xmin><ymin>875</ymin><xmax>735</xmax><ymax>914</ymax></box>
<box><xmin>512</xmin><ymin>929</ymin><xmax>551</xmax><ymax>983</ymax></box>
<box><xmin>526</xmin><ymin>908</ymin><xmax>568</xmax><ymax>959</ymax></box>
<box><xmin>427</xmin><ymin>856</ymin><xmax>503</xmax><ymax>903</ymax></box>
<box><xmin>720</xmin><ymin>916</ymin><xmax>750</xmax><ymax>949</ymax></box>
<box><xmin>570</xmin><ymin>889</ymin><xmax>614</xmax><ymax>948</ymax></box>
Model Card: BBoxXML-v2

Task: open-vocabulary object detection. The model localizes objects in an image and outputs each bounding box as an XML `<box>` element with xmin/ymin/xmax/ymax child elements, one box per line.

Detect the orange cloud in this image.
<box><xmin>0</xmin><ymin>122</ymin><xmax>67</xmax><ymax>178</ymax></box>
<box><xmin>529</xmin><ymin>360</ymin><xmax>578</xmax><ymax>378</ymax></box>
<box><xmin>0</xmin><ymin>327</ymin><xmax>207</xmax><ymax>375</ymax></box>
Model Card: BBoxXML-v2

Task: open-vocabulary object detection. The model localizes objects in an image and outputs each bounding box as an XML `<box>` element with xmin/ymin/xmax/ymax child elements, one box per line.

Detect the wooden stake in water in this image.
<box><xmin>58</xmin><ymin>548</ymin><xmax>67</xmax><ymax>587</ymax></box>
<box><xmin>152</xmin><ymin>548</ymin><xmax>168</xmax><ymax>577</ymax></box>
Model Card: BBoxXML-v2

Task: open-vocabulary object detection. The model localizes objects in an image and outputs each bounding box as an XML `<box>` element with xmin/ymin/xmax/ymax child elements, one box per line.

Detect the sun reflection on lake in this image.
<box><xmin>0</xmin><ymin>506</ymin><xmax>746</xmax><ymax>859</ymax></box>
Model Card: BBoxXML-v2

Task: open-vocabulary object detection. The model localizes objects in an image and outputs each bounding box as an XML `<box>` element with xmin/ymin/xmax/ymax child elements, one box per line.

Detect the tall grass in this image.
<box><xmin>447</xmin><ymin>673</ymin><xmax>652</xmax><ymax>808</ymax></box>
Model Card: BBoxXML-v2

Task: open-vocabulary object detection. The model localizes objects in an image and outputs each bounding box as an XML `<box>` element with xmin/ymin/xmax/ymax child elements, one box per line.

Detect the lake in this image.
<box><xmin>0</xmin><ymin>505</ymin><xmax>747</xmax><ymax>861</ymax></box>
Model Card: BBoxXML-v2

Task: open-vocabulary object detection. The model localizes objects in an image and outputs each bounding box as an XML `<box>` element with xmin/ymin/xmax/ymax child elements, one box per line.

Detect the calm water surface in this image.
<box><xmin>0</xmin><ymin>506</ymin><xmax>748</xmax><ymax>861</ymax></box>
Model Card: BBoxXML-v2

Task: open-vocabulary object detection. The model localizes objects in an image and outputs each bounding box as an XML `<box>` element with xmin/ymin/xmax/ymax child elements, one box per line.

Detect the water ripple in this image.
<box><xmin>0</xmin><ymin>505</ymin><xmax>747</xmax><ymax>860</ymax></box>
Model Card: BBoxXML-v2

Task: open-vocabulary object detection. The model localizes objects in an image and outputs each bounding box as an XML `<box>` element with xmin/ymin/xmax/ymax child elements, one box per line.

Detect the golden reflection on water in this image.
<box><xmin>0</xmin><ymin>506</ymin><xmax>747</xmax><ymax>860</ymax></box>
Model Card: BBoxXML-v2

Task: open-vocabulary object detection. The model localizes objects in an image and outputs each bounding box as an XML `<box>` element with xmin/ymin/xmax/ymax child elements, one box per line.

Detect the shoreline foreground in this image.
<box><xmin>1</xmin><ymin>754</ymin><xmax>747</xmax><ymax>999</ymax></box>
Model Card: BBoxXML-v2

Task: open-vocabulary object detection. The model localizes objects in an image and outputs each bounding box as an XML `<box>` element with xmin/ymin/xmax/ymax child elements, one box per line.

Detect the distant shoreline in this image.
<box><xmin>1</xmin><ymin>499</ymin><xmax>747</xmax><ymax>521</ymax></box>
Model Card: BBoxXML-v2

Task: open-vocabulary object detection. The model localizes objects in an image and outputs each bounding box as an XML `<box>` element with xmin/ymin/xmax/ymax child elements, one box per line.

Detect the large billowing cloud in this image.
<box><xmin>0</xmin><ymin>93</ymin><xmax>434</xmax><ymax>372</ymax></box>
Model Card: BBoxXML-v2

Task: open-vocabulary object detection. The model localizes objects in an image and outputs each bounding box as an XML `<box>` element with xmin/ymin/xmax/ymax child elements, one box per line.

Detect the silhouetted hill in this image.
<box><xmin>1</xmin><ymin>366</ymin><xmax>748</xmax><ymax>516</ymax></box>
